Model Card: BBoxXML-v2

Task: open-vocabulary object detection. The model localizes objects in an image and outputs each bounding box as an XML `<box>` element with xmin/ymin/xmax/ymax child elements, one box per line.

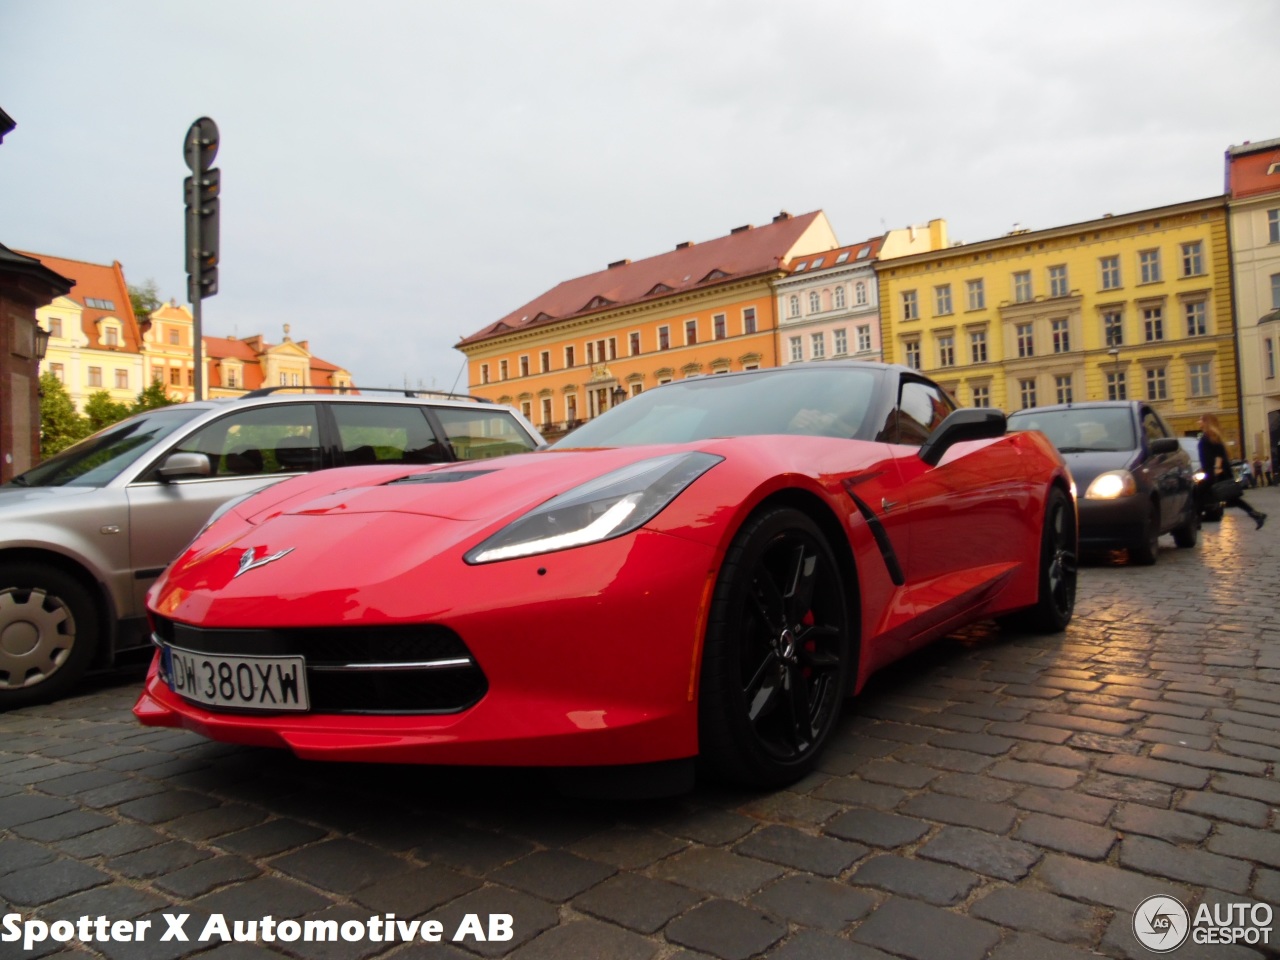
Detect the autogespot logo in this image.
<box><xmin>1133</xmin><ymin>895</ymin><xmax>1190</xmax><ymax>953</ymax></box>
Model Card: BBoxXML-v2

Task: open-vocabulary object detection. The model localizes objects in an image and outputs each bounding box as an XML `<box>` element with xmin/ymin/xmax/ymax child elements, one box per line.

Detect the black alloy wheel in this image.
<box><xmin>699</xmin><ymin>507</ymin><xmax>851</xmax><ymax>786</ymax></box>
<box><xmin>1003</xmin><ymin>486</ymin><xmax>1077</xmax><ymax>634</ymax></box>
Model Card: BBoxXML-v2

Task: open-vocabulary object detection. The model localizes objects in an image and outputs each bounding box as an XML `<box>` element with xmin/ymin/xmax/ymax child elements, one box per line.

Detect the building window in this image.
<box><xmin>90</xmin><ymin>367</ymin><xmax>106</xmax><ymax>387</ymax></box>
<box><xmin>1051</xmin><ymin>318</ymin><xmax>1070</xmax><ymax>354</ymax></box>
<box><xmin>937</xmin><ymin>334</ymin><xmax>955</xmax><ymax>367</ymax></box>
<box><xmin>855</xmin><ymin>282</ymin><xmax>867</xmax><ymax>306</ymax></box>
<box><xmin>565</xmin><ymin>345</ymin><xmax>576</xmax><ymax>367</ymax></box>
<box><xmin>658</xmin><ymin>327</ymin><xmax>670</xmax><ymax>351</ymax></box>
<box><xmin>47</xmin><ymin>317</ymin><xmax>63</xmax><ymax>337</ymax></box>
<box><xmin>1048</xmin><ymin>265</ymin><xmax>1069</xmax><ymax>298</ymax></box>
<box><xmin>1016</xmin><ymin>323</ymin><xmax>1034</xmax><ymax>358</ymax></box>
<box><xmin>857</xmin><ymin>325</ymin><xmax>872</xmax><ymax>353</ymax></box>
<box><xmin>971</xmin><ymin>384</ymin><xmax>990</xmax><ymax>407</ymax></box>
<box><xmin>1146</xmin><ymin>367</ymin><xmax>1168</xmax><ymax>401</ymax></box>
<box><xmin>902</xmin><ymin>290</ymin><xmax>918</xmax><ymax>321</ymax></box>
<box><xmin>713</xmin><ymin>314</ymin><xmax>726</xmax><ymax>340</ymax></box>
<box><xmin>1107</xmin><ymin>371</ymin><xmax>1127</xmax><ymax>401</ymax></box>
<box><xmin>630</xmin><ymin>383</ymin><xmax>643</xmax><ymax>396</ymax></box>
<box><xmin>811</xmin><ymin>332</ymin><xmax>825</xmax><ymax>359</ymax></box>
<box><xmin>1269</xmin><ymin>208</ymin><xmax>1279</xmax><ymax>244</ymax></box>
<box><xmin>1013</xmin><ymin>271</ymin><xmax>1032</xmax><ymax>303</ymax></box>
<box><xmin>967</xmin><ymin>279</ymin><xmax>985</xmax><ymax>310</ymax></box>
<box><xmin>935</xmin><ymin>284</ymin><xmax>953</xmax><ymax>315</ymax></box>
<box><xmin>1100</xmin><ymin>255</ymin><xmax>1121</xmax><ymax>290</ymax></box>
<box><xmin>1104</xmin><ymin>310</ymin><xmax>1124</xmax><ymax>346</ymax></box>
<box><xmin>173</xmin><ymin>369</ymin><xmax>183</xmax><ymax>386</ymax></box>
<box><xmin>1181</xmin><ymin>241</ymin><xmax>1204</xmax><ymax>277</ymax></box>
<box><xmin>103</xmin><ymin>327</ymin><xmax>119</xmax><ymax>347</ymax></box>
<box><xmin>1143</xmin><ymin>306</ymin><xmax>1164</xmax><ymax>342</ymax></box>
<box><xmin>521</xmin><ymin>400</ymin><xmax>532</xmax><ymax>420</ymax></box>
<box><xmin>834</xmin><ymin>287</ymin><xmax>846</xmax><ymax>310</ymax></box>
<box><xmin>519</xmin><ymin>355</ymin><xmax>529</xmax><ymax>377</ymax></box>
<box><xmin>969</xmin><ymin>329</ymin><xmax>988</xmax><ymax>364</ymax></box>
<box><xmin>1019</xmin><ymin>378</ymin><xmax>1037</xmax><ymax>409</ymax></box>
<box><xmin>1185</xmin><ymin>301</ymin><xmax>1207</xmax><ymax>337</ymax></box>
<box><xmin>1189</xmin><ymin>360</ymin><xmax>1212</xmax><ymax>397</ymax></box>
<box><xmin>1055</xmin><ymin>374</ymin><xmax>1073</xmax><ymax>405</ymax></box>
<box><xmin>743</xmin><ymin>307</ymin><xmax>757</xmax><ymax>334</ymax></box>
<box><xmin>480</xmin><ymin>363</ymin><xmax>490</xmax><ymax>384</ymax></box>
<box><xmin>809</xmin><ymin>291</ymin><xmax>821</xmax><ymax>314</ymax></box>
<box><xmin>789</xmin><ymin>336</ymin><xmax>803</xmax><ymax>362</ymax></box>
<box><xmin>169</xmin><ymin>328</ymin><xmax>180</xmax><ymax>345</ymax></box>
<box><xmin>115</xmin><ymin>369</ymin><xmax>128</xmax><ymax>389</ymax></box>
<box><xmin>585</xmin><ymin>342</ymin><xmax>595</xmax><ymax>364</ymax></box>
<box><xmin>833</xmin><ymin>329</ymin><xmax>847</xmax><ymax>354</ymax></box>
<box><xmin>1139</xmin><ymin>249</ymin><xmax>1161</xmax><ymax>284</ymax></box>
<box><xmin>50</xmin><ymin>362</ymin><xmax>65</xmax><ymax>381</ymax></box>
<box><xmin>903</xmin><ymin>341</ymin><xmax>921</xmax><ymax>370</ymax></box>
<box><xmin>499</xmin><ymin>359</ymin><xmax>509</xmax><ymax>380</ymax></box>
<box><xmin>685</xmin><ymin>319</ymin><xmax>697</xmax><ymax>345</ymax></box>
<box><xmin>227</xmin><ymin>370</ymin><xmax>238</xmax><ymax>388</ymax></box>
<box><xmin>1266</xmin><ymin>339</ymin><xmax>1276</xmax><ymax>380</ymax></box>
<box><xmin>541</xmin><ymin>397</ymin><xmax>552</xmax><ymax>425</ymax></box>
<box><xmin>566</xmin><ymin>395</ymin><xmax>577</xmax><ymax>422</ymax></box>
<box><xmin>540</xmin><ymin>350</ymin><xmax>550</xmax><ymax>372</ymax></box>
<box><xmin>788</xmin><ymin>295</ymin><xmax>800</xmax><ymax>318</ymax></box>
<box><xmin>1271</xmin><ymin>273</ymin><xmax>1280</xmax><ymax>310</ymax></box>
<box><xmin>628</xmin><ymin>333</ymin><xmax>640</xmax><ymax>356</ymax></box>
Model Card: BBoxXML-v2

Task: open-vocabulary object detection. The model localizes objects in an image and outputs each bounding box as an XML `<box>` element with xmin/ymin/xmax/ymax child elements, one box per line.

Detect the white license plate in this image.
<box><xmin>166</xmin><ymin>645</ymin><xmax>310</xmax><ymax>712</ymax></box>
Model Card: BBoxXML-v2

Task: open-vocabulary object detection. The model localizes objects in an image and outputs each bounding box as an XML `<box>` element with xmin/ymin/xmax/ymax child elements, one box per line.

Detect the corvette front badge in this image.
<box><xmin>234</xmin><ymin>546</ymin><xmax>295</xmax><ymax>578</ymax></box>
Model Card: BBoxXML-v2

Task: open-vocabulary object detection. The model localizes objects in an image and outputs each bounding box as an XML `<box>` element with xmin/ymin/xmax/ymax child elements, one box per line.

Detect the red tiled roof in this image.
<box><xmin>203</xmin><ymin>334</ymin><xmax>351</xmax><ymax>391</ymax></box>
<box><xmin>16</xmin><ymin>251</ymin><xmax>140</xmax><ymax>351</ymax></box>
<box><xmin>458</xmin><ymin>211</ymin><xmax>830</xmax><ymax>346</ymax></box>
<box><xmin>1227</xmin><ymin>138</ymin><xmax>1280</xmax><ymax>200</ymax></box>
<box><xmin>784</xmin><ymin>235</ymin><xmax>884</xmax><ymax>273</ymax></box>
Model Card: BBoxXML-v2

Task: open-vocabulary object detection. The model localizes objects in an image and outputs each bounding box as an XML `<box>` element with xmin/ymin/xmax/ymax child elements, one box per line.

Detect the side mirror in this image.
<box><xmin>919</xmin><ymin>408</ymin><xmax>1008</xmax><ymax>467</ymax></box>
<box><xmin>158</xmin><ymin>452</ymin><xmax>212</xmax><ymax>482</ymax></box>
<box><xmin>1149</xmin><ymin>437</ymin><xmax>1179</xmax><ymax>456</ymax></box>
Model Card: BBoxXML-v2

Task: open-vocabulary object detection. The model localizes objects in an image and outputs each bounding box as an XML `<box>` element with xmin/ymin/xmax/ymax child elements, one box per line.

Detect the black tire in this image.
<box><xmin>0</xmin><ymin>562</ymin><xmax>100</xmax><ymax>710</ymax></box>
<box><xmin>1130</xmin><ymin>501</ymin><xmax>1160</xmax><ymax>566</ymax></box>
<box><xmin>1203</xmin><ymin>504</ymin><xmax>1224</xmax><ymax>522</ymax></box>
<box><xmin>1004</xmin><ymin>486</ymin><xmax>1077</xmax><ymax>634</ymax></box>
<box><xmin>698</xmin><ymin>508</ymin><xmax>852</xmax><ymax>787</ymax></box>
<box><xmin>1172</xmin><ymin>498</ymin><xmax>1199</xmax><ymax>548</ymax></box>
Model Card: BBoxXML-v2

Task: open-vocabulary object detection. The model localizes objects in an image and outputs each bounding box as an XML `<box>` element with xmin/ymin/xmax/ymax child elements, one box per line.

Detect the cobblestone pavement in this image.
<box><xmin>3</xmin><ymin>488</ymin><xmax>1279</xmax><ymax>960</ymax></box>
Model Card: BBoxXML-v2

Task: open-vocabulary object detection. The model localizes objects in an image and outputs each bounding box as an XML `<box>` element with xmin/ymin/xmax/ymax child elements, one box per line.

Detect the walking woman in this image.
<box><xmin>1198</xmin><ymin>414</ymin><xmax>1267</xmax><ymax>529</ymax></box>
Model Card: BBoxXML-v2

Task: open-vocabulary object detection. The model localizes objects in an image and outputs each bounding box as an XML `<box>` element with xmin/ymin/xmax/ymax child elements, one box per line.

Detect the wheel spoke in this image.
<box><xmin>749</xmin><ymin>570</ymin><xmax>787</xmax><ymax>635</ymax></box>
<box><xmin>782</xmin><ymin>545</ymin><xmax>819</xmax><ymax>627</ymax></box>
<box><xmin>746</xmin><ymin>656</ymin><xmax>782</xmax><ymax>723</ymax></box>
<box><xmin>783</xmin><ymin>664</ymin><xmax>814</xmax><ymax>752</ymax></box>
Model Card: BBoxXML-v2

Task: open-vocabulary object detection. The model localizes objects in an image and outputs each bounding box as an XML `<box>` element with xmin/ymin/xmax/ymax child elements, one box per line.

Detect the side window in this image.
<box><xmin>895</xmin><ymin>379</ymin><xmax>955</xmax><ymax>446</ymax></box>
<box><xmin>432</xmin><ymin>408</ymin><xmax>540</xmax><ymax>461</ymax></box>
<box><xmin>1141</xmin><ymin>408</ymin><xmax>1167</xmax><ymax>443</ymax></box>
<box><xmin>331</xmin><ymin>404</ymin><xmax>448</xmax><ymax>465</ymax></box>
<box><xmin>172</xmin><ymin>405</ymin><xmax>322</xmax><ymax>476</ymax></box>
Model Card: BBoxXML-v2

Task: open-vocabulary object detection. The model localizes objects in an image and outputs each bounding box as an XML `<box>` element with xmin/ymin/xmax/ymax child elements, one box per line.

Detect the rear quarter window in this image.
<box><xmin>433</xmin><ymin>408</ymin><xmax>539</xmax><ymax>460</ymax></box>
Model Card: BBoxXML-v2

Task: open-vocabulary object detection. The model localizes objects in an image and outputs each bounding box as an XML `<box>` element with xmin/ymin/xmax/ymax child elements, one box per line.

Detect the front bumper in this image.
<box><xmin>1077</xmin><ymin>496</ymin><xmax>1149</xmax><ymax>550</ymax></box>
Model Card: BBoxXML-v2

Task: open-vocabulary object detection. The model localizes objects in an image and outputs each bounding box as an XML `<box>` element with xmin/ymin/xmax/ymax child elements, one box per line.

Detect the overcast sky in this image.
<box><xmin>2</xmin><ymin>1</ymin><xmax>1275</xmax><ymax>394</ymax></box>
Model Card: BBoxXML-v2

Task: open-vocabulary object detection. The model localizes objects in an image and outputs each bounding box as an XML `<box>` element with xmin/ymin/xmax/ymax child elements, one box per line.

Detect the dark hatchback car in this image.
<box><xmin>1008</xmin><ymin>401</ymin><xmax>1197</xmax><ymax>564</ymax></box>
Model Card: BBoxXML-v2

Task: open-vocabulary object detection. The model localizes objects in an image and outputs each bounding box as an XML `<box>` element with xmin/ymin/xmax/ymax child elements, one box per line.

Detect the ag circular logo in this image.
<box><xmin>1134</xmin><ymin>895</ymin><xmax>1190</xmax><ymax>953</ymax></box>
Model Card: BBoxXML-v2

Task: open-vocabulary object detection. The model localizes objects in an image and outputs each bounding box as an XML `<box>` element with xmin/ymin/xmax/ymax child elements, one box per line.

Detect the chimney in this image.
<box><xmin>675</xmin><ymin>241</ymin><xmax>694</xmax><ymax>250</ymax></box>
<box><xmin>730</xmin><ymin>224</ymin><xmax>754</xmax><ymax>234</ymax></box>
<box><xmin>607</xmin><ymin>258</ymin><xmax>631</xmax><ymax>269</ymax></box>
<box><xmin>772</xmin><ymin>211</ymin><xmax>792</xmax><ymax>222</ymax></box>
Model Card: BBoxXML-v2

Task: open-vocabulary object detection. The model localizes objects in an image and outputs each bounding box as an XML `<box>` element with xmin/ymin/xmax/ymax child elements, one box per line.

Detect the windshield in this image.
<box><xmin>6</xmin><ymin>406</ymin><xmax>206</xmax><ymax>488</ymax></box>
<box><xmin>554</xmin><ymin>367</ymin><xmax>883</xmax><ymax>448</ymax></box>
<box><xmin>1008</xmin><ymin>407</ymin><xmax>1137</xmax><ymax>453</ymax></box>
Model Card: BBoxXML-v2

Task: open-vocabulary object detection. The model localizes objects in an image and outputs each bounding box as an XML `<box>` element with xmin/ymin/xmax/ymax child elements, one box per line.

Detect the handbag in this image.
<box><xmin>1211</xmin><ymin>478</ymin><xmax>1245</xmax><ymax>501</ymax></box>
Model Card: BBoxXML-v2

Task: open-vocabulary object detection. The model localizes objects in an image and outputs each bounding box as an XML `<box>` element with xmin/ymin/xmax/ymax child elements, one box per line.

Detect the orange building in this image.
<box><xmin>456</xmin><ymin>211</ymin><xmax>839</xmax><ymax>437</ymax></box>
<box><xmin>204</xmin><ymin>324</ymin><xmax>354</xmax><ymax>397</ymax></box>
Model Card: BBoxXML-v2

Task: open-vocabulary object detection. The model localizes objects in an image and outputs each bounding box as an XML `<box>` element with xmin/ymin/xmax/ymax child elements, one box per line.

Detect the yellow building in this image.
<box><xmin>875</xmin><ymin>198</ymin><xmax>1238</xmax><ymax>441</ymax></box>
<box><xmin>139</xmin><ymin>301</ymin><xmax>198</xmax><ymax>402</ymax></box>
<box><xmin>456</xmin><ymin>212</ymin><xmax>839</xmax><ymax>437</ymax></box>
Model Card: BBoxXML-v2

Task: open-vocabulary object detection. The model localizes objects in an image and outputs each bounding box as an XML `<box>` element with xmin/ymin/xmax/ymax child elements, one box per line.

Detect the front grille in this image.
<box><xmin>152</xmin><ymin>617</ymin><xmax>487</xmax><ymax>715</ymax></box>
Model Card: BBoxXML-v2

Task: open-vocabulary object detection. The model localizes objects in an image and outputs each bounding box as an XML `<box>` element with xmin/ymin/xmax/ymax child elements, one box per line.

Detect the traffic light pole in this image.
<box><xmin>188</xmin><ymin>124</ymin><xmax>204</xmax><ymax>401</ymax></box>
<box><xmin>184</xmin><ymin>117</ymin><xmax>220</xmax><ymax>402</ymax></box>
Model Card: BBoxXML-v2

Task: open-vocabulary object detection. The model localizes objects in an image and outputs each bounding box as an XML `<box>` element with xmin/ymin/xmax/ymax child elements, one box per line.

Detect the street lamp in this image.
<box><xmin>611</xmin><ymin>384</ymin><xmax>626</xmax><ymax>407</ymax></box>
<box><xmin>1107</xmin><ymin>346</ymin><xmax>1120</xmax><ymax>399</ymax></box>
<box><xmin>33</xmin><ymin>325</ymin><xmax>50</xmax><ymax>363</ymax></box>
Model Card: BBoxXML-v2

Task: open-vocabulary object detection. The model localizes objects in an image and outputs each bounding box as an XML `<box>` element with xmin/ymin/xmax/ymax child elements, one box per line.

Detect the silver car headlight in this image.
<box><xmin>464</xmin><ymin>452</ymin><xmax>722</xmax><ymax>564</ymax></box>
<box><xmin>1084</xmin><ymin>470</ymin><xmax>1137</xmax><ymax>500</ymax></box>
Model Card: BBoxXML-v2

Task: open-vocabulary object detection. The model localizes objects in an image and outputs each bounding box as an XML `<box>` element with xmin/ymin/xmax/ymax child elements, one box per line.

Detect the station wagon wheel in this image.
<box><xmin>1131</xmin><ymin>501</ymin><xmax>1161</xmax><ymax>566</ymax></box>
<box><xmin>0</xmin><ymin>563</ymin><xmax>99</xmax><ymax>710</ymax></box>
<box><xmin>699</xmin><ymin>507</ymin><xmax>851</xmax><ymax>786</ymax></box>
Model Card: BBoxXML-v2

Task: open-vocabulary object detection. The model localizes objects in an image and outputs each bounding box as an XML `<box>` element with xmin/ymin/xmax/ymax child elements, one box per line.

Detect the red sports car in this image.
<box><xmin>134</xmin><ymin>363</ymin><xmax>1076</xmax><ymax>791</ymax></box>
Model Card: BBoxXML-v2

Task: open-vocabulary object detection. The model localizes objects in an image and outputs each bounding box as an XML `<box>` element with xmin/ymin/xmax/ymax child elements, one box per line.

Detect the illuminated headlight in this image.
<box><xmin>1084</xmin><ymin>470</ymin><xmax>1137</xmax><ymax>500</ymax></box>
<box><xmin>1194</xmin><ymin>469</ymin><xmax>1206</xmax><ymax>483</ymax></box>
<box><xmin>465</xmin><ymin>452</ymin><xmax>722</xmax><ymax>564</ymax></box>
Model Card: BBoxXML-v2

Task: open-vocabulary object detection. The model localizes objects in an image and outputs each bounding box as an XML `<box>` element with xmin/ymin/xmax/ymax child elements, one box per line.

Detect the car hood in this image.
<box><xmin>0</xmin><ymin>484</ymin><xmax>101</xmax><ymax>513</ymax></box>
<box><xmin>1056</xmin><ymin>449</ymin><xmax>1137</xmax><ymax>486</ymax></box>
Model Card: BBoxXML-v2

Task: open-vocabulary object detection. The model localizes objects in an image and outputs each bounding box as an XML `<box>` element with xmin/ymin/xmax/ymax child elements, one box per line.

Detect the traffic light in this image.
<box><xmin>184</xmin><ymin>117</ymin><xmax>220</xmax><ymax>301</ymax></box>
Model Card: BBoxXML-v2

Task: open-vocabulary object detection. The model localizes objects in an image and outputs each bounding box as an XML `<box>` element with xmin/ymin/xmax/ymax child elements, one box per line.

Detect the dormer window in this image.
<box><xmin>103</xmin><ymin>326</ymin><xmax>119</xmax><ymax>347</ymax></box>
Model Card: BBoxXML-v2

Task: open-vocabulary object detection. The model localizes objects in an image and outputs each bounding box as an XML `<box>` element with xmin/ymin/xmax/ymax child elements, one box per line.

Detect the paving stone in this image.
<box><xmin>1100</xmin><ymin>911</ymin><xmax>1264</xmax><ymax>960</ymax></box>
<box><xmin>1013</xmin><ymin>812</ymin><xmax>1117</xmax><ymax>859</ymax></box>
<box><xmin>891</xmin><ymin>743</ymin><xmax>995</xmax><ymax>773</ymax></box>
<box><xmin>272</xmin><ymin>838</ymin><xmax>414</xmax><ymax>893</ymax></box>
<box><xmin>573</xmin><ymin>872</ymin><xmax>704</xmax><ymax>934</ymax></box>
<box><xmin>930</xmin><ymin>772</ymin><xmax>1018</xmax><ymax>802</ymax></box>
<box><xmin>214</xmin><ymin>818</ymin><xmax>327</xmax><ymax>857</ymax></box>
<box><xmin>750</xmin><ymin>875</ymin><xmax>876</xmax><ymax>931</ymax></box>
<box><xmin>152</xmin><ymin>855</ymin><xmax>261</xmax><ymax>898</ymax></box>
<box><xmin>106</xmin><ymin>838</ymin><xmax>214</xmax><ymax>880</ymax></box>
<box><xmin>1119</xmin><ymin>835</ymin><xmax>1252</xmax><ymax>894</ymax></box>
<box><xmin>1206</xmin><ymin>824</ymin><xmax>1280</xmax><ymax>870</ymax></box>
<box><xmin>1148</xmin><ymin>744</ymin><xmax>1269</xmax><ymax>774</ymax></box>
<box><xmin>349</xmin><ymin>863</ymin><xmax>481</xmax><ymax>916</ymax></box>
<box><xmin>987</xmin><ymin>759</ymin><xmax>1082</xmax><ymax>789</ymax></box>
<box><xmin>163</xmin><ymin>803</ymin><xmax>268</xmax><ymax>841</ymax></box>
<box><xmin>970</xmin><ymin>887</ymin><xmax>1105</xmax><ymax>945</ymax></box>
<box><xmin>193</xmin><ymin>875</ymin><xmax>332</xmax><ymax>920</ymax></box>
<box><xmin>1176</xmin><ymin>791</ymin><xmax>1273</xmax><ymax>828</ymax></box>
<box><xmin>1145</xmin><ymin>714</ymin><xmax>1216</xmax><ymax>735</ymax></box>
<box><xmin>1210</xmin><ymin>772</ymin><xmax>1280</xmax><ymax>805</ymax></box>
<box><xmin>653</xmin><ymin>846</ymin><xmax>784</xmax><ymax>899</ymax></box>
<box><xmin>491</xmin><ymin>849</ymin><xmax>617</xmax><ymax>901</ymax></box>
<box><xmin>734</xmin><ymin>824</ymin><xmax>867</xmax><ymax>876</ymax></box>
<box><xmin>0</xmin><ymin>793</ymin><xmax>77</xmax><ymax>828</ymax></box>
<box><xmin>413</xmin><ymin>825</ymin><xmax>536</xmax><ymax>873</ymax></box>
<box><xmin>928</xmin><ymin>732</ymin><xmax>1016</xmax><ymax>756</ymax></box>
<box><xmin>49</xmin><ymin>882</ymin><xmax>170</xmax><ymax>922</ymax></box>
<box><xmin>988</xmin><ymin>932</ymin><xmax>1114</xmax><ymax>960</ymax></box>
<box><xmin>34</xmin><ymin>768</ymin><xmax>136</xmax><ymax>797</ymax></box>
<box><xmin>1082</xmin><ymin>774</ymin><xmax>1176</xmax><ymax>807</ymax></box>
<box><xmin>77</xmin><ymin>778</ymin><xmax>166</xmax><ymax>809</ymax></box>
<box><xmin>563</xmin><ymin>826</ymin><xmax>687</xmax><ymax>870</ymax></box>
<box><xmin>0</xmin><ymin>858</ymin><xmax>109</xmax><ymax>904</ymax></box>
<box><xmin>1027</xmin><ymin>712</ymin><xmax>1132</xmax><ymax>736</ymax></box>
<box><xmin>1129</xmin><ymin>698</ymin><xmax>1207</xmax><ymax>720</ymax></box>
<box><xmin>9</xmin><ymin>808</ymin><xmax>114</xmax><ymax>842</ymax></box>
<box><xmin>824</xmin><ymin>808</ymin><xmax>930</xmax><ymax>847</ymax></box>
<box><xmin>852</xmin><ymin>896</ymin><xmax>1000</xmax><ymax>960</ymax></box>
<box><xmin>855</xmin><ymin>760</ymin><xmax>940</xmax><ymax>788</ymax></box>
<box><xmin>665</xmin><ymin>899</ymin><xmax>786</xmax><ymax>960</ymax></box>
<box><xmin>766</xmin><ymin>930</ymin><xmax>897</xmax><ymax>960</ymax></box>
<box><xmin>1066</xmin><ymin>731</ymin><xmax>1142</xmax><ymax>755</ymax></box>
<box><xmin>898</xmin><ymin>792</ymin><xmax>1016</xmax><ymax>833</ymax></box>
<box><xmin>507</xmin><ymin>919</ymin><xmax>657</xmax><ymax>960</ymax></box>
<box><xmin>0</xmin><ymin>836</ymin><xmax>57</xmax><ymax>874</ymax></box>
<box><xmin>812</xmin><ymin>777</ymin><xmax>908</xmax><ymax>809</ymax></box>
<box><xmin>56</xmin><ymin>822</ymin><xmax>166</xmax><ymax>858</ymax></box>
<box><xmin>917</xmin><ymin>825</ymin><xmax>1041</xmax><ymax>881</ymax></box>
<box><xmin>987</xmin><ymin>721</ymin><xmax>1074</xmax><ymax>745</ymax></box>
<box><xmin>848</xmin><ymin>854</ymin><xmax>979</xmax><ymax>905</ymax></box>
<box><xmin>661</xmin><ymin>808</ymin><xmax>757</xmax><ymax>846</ymax></box>
<box><xmin>1112</xmin><ymin>803</ymin><xmax>1212</xmax><ymax>843</ymax></box>
<box><xmin>1036</xmin><ymin>853</ymin><xmax>1188</xmax><ymax>911</ymax></box>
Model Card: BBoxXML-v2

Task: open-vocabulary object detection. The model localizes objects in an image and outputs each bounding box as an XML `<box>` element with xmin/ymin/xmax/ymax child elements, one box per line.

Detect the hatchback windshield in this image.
<box><xmin>6</xmin><ymin>406</ymin><xmax>206</xmax><ymax>488</ymax></box>
<box><xmin>555</xmin><ymin>367</ymin><xmax>882</xmax><ymax>448</ymax></box>
<box><xmin>1007</xmin><ymin>407</ymin><xmax>1137</xmax><ymax>453</ymax></box>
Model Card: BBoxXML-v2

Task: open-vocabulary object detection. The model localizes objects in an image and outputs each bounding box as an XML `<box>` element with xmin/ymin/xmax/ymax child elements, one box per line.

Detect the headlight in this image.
<box><xmin>1194</xmin><ymin>469</ymin><xmax>1206</xmax><ymax>483</ymax></box>
<box><xmin>465</xmin><ymin>452</ymin><xmax>722</xmax><ymax>564</ymax></box>
<box><xmin>1084</xmin><ymin>470</ymin><xmax>1137</xmax><ymax>500</ymax></box>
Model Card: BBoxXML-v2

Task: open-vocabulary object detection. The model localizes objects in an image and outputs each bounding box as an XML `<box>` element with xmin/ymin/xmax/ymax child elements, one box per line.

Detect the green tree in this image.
<box><xmin>39</xmin><ymin>372</ymin><xmax>89</xmax><ymax>457</ymax></box>
<box><xmin>128</xmin><ymin>279</ymin><xmax>164</xmax><ymax>321</ymax></box>
<box><xmin>83</xmin><ymin>390</ymin><xmax>131</xmax><ymax>432</ymax></box>
<box><xmin>131</xmin><ymin>379</ymin><xmax>177</xmax><ymax>413</ymax></box>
